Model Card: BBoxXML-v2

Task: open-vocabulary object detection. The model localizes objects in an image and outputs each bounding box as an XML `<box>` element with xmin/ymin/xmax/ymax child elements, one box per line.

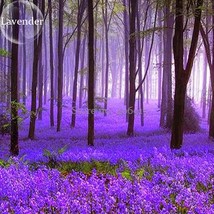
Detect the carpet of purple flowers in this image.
<box><xmin>0</xmin><ymin>100</ymin><xmax>214</xmax><ymax>213</ymax></box>
<box><xmin>0</xmin><ymin>147</ymin><xmax>214</xmax><ymax>213</ymax></box>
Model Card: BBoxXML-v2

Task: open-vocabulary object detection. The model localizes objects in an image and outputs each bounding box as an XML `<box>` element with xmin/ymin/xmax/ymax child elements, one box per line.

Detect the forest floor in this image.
<box><xmin>1</xmin><ymin>99</ymin><xmax>214</xmax><ymax>213</ymax></box>
<box><xmin>0</xmin><ymin>98</ymin><xmax>213</xmax><ymax>162</ymax></box>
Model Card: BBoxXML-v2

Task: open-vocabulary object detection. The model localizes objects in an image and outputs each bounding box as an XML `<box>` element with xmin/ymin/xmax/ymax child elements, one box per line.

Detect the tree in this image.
<box><xmin>103</xmin><ymin>0</ymin><xmax>109</xmax><ymax>117</ymax></box>
<box><xmin>160</xmin><ymin>0</ymin><xmax>173</xmax><ymax>128</ymax></box>
<box><xmin>171</xmin><ymin>0</ymin><xmax>203</xmax><ymax>149</ymax></box>
<box><xmin>127</xmin><ymin>0</ymin><xmax>158</xmax><ymax>136</ymax></box>
<box><xmin>88</xmin><ymin>0</ymin><xmax>95</xmax><ymax>146</ymax></box>
<box><xmin>79</xmin><ymin>34</ymin><xmax>87</xmax><ymax>108</ymax></box>
<box><xmin>127</xmin><ymin>0</ymin><xmax>137</xmax><ymax>136</ymax></box>
<box><xmin>28</xmin><ymin>0</ymin><xmax>44</xmax><ymax>139</ymax></box>
<box><xmin>0</xmin><ymin>0</ymin><xmax>4</xmax><ymax>16</ymax></box>
<box><xmin>10</xmin><ymin>0</ymin><xmax>19</xmax><ymax>156</ymax></box>
<box><xmin>48</xmin><ymin>0</ymin><xmax>54</xmax><ymax>127</ymax></box>
<box><xmin>123</xmin><ymin>0</ymin><xmax>129</xmax><ymax>121</ymax></box>
<box><xmin>71</xmin><ymin>0</ymin><xmax>86</xmax><ymax>128</ymax></box>
<box><xmin>200</xmin><ymin>0</ymin><xmax>214</xmax><ymax>138</ymax></box>
<box><xmin>38</xmin><ymin>53</ymin><xmax>43</xmax><ymax>120</ymax></box>
<box><xmin>21</xmin><ymin>4</ymin><xmax>27</xmax><ymax>105</ymax></box>
<box><xmin>57</xmin><ymin>0</ymin><xmax>64</xmax><ymax>132</ymax></box>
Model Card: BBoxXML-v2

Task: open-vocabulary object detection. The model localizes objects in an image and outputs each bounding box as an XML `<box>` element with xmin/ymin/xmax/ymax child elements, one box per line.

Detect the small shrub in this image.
<box><xmin>168</xmin><ymin>97</ymin><xmax>200</xmax><ymax>133</ymax></box>
<box><xmin>0</xmin><ymin>111</ymin><xmax>10</xmax><ymax>135</ymax></box>
<box><xmin>183</xmin><ymin>97</ymin><xmax>200</xmax><ymax>133</ymax></box>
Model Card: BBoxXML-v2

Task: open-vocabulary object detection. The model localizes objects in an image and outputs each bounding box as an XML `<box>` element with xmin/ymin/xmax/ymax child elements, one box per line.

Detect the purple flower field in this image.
<box><xmin>0</xmin><ymin>100</ymin><xmax>214</xmax><ymax>213</ymax></box>
<box><xmin>1</xmin><ymin>149</ymin><xmax>214</xmax><ymax>213</ymax></box>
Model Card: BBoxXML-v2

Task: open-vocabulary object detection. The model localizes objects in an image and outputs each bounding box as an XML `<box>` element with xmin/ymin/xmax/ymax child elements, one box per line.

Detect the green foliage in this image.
<box><xmin>121</xmin><ymin>169</ymin><xmax>132</xmax><ymax>180</ymax></box>
<box><xmin>0</xmin><ymin>159</ymin><xmax>10</xmax><ymax>167</ymax></box>
<box><xmin>0</xmin><ymin>156</ymin><xmax>28</xmax><ymax>168</ymax></box>
<box><xmin>0</xmin><ymin>49</ymin><xmax>11</xmax><ymax>58</ymax></box>
<box><xmin>196</xmin><ymin>182</ymin><xmax>206</xmax><ymax>192</ymax></box>
<box><xmin>135</xmin><ymin>167</ymin><xmax>145</xmax><ymax>179</ymax></box>
<box><xmin>169</xmin><ymin>193</ymin><xmax>188</xmax><ymax>214</ymax></box>
<box><xmin>112</xmin><ymin>2</ymin><xmax>125</xmax><ymax>14</ymax></box>
<box><xmin>138</xmin><ymin>27</ymin><xmax>164</xmax><ymax>38</ymax></box>
<box><xmin>0</xmin><ymin>111</ymin><xmax>10</xmax><ymax>135</ymax></box>
<box><xmin>43</xmin><ymin>146</ymin><xmax>68</xmax><ymax>168</ymax></box>
<box><xmin>59</xmin><ymin>160</ymin><xmax>118</xmax><ymax>177</ymax></box>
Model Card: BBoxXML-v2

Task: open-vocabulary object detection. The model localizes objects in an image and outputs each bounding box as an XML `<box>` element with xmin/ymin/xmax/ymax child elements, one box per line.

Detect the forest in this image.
<box><xmin>0</xmin><ymin>0</ymin><xmax>214</xmax><ymax>213</ymax></box>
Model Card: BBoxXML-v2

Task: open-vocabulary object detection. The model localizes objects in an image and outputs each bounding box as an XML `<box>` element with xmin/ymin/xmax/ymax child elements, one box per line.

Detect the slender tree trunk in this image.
<box><xmin>38</xmin><ymin>56</ymin><xmax>43</xmax><ymax>120</ymax></box>
<box><xmin>145</xmin><ymin>38</ymin><xmax>149</xmax><ymax>104</ymax></box>
<box><xmin>160</xmin><ymin>0</ymin><xmax>173</xmax><ymax>128</ymax></box>
<box><xmin>22</xmin><ymin>5</ymin><xmax>26</xmax><ymax>105</ymax></box>
<box><xmin>71</xmin><ymin>0</ymin><xmax>86</xmax><ymax>127</ymax></box>
<box><xmin>101</xmin><ymin>23</ymin><xmax>105</xmax><ymax>98</ymax></box>
<box><xmin>0</xmin><ymin>0</ymin><xmax>4</xmax><ymax>16</ymax></box>
<box><xmin>43</xmin><ymin>24</ymin><xmax>48</xmax><ymax>105</ymax></box>
<box><xmin>88</xmin><ymin>0</ymin><xmax>95</xmax><ymax>146</ymax></box>
<box><xmin>28</xmin><ymin>0</ymin><xmax>44</xmax><ymax>139</ymax></box>
<box><xmin>10</xmin><ymin>0</ymin><xmax>19</xmax><ymax>156</ymax></box>
<box><xmin>79</xmin><ymin>34</ymin><xmax>86</xmax><ymax>108</ymax></box>
<box><xmin>137</xmin><ymin>3</ymin><xmax>144</xmax><ymax>126</ymax></box>
<box><xmin>127</xmin><ymin>0</ymin><xmax>137</xmax><ymax>136</ymax></box>
<box><xmin>202</xmin><ymin>55</ymin><xmax>207</xmax><ymax>118</ymax></box>
<box><xmin>123</xmin><ymin>0</ymin><xmax>129</xmax><ymax>119</ymax></box>
<box><xmin>158</xmin><ymin>10</ymin><xmax>162</xmax><ymax>108</ymax></box>
<box><xmin>49</xmin><ymin>0</ymin><xmax>54</xmax><ymax>127</ymax></box>
<box><xmin>57</xmin><ymin>0</ymin><xmax>64</xmax><ymax>132</ymax></box>
<box><xmin>103</xmin><ymin>0</ymin><xmax>109</xmax><ymax>117</ymax></box>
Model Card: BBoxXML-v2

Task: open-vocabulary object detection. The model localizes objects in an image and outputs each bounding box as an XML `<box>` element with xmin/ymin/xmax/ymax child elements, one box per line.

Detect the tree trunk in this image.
<box><xmin>71</xmin><ymin>0</ymin><xmax>86</xmax><ymax>128</ymax></box>
<box><xmin>171</xmin><ymin>0</ymin><xmax>203</xmax><ymax>148</ymax></box>
<box><xmin>158</xmin><ymin>10</ymin><xmax>162</xmax><ymax>108</ymax></box>
<box><xmin>43</xmin><ymin>24</ymin><xmax>48</xmax><ymax>105</ymax></box>
<box><xmin>57</xmin><ymin>0</ymin><xmax>64</xmax><ymax>132</ymax></box>
<box><xmin>79</xmin><ymin>34</ymin><xmax>86</xmax><ymax>108</ymax></box>
<box><xmin>38</xmin><ymin>56</ymin><xmax>43</xmax><ymax>120</ymax></box>
<box><xmin>171</xmin><ymin>80</ymin><xmax>186</xmax><ymax>149</ymax></box>
<box><xmin>160</xmin><ymin>0</ymin><xmax>173</xmax><ymax>128</ymax></box>
<box><xmin>103</xmin><ymin>0</ymin><xmax>109</xmax><ymax>117</ymax></box>
<box><xmin>123</xmin><ymin>0</ymin><xmax>129</xmax><ymax>122</ymax></box>
<box><xmin>137</xmin><ymin>3</ymin><xmax>144</xmax><ymax>126</ymax></box>
<box><xmin>201</xmin><ymin>51</ymin><xmax>207</xmax><ymax>118</ymax></box>
<box><xmin>49</xmin><ymin>0</ymin><xmax>54</xmax><ymax>127</ymax></box>
<box><xmin>10</xmin><ymin>0</ymin><xmax>19</xmax><ymax>156</ymax></box>
<box><xmin>88</xmin><ymin>0</ymin><xmax>95</xmax><ymax>146</ymax></box>
<box><xmin>127</xmin><ymin>0</ymin><xmax>137</xmax><ymax>136</ymax></box>
<box><xmin>28</xmin><ymin>0</ymin><xmax>44</xmax><ymax>139</ymax></box>
<box><xmin>209</xmin><ymin>83</ymin><xmax>214</xmax><ymax>137</ymax></box>
<box><xmin>208</xmin><ymin>1</ymin><xmax>214</xmax><ymax>138</ymax></box>
<box><xmin>22</xmin><ymin>4</ymin><xmax>26</xmax><ymax>105</ymax></box>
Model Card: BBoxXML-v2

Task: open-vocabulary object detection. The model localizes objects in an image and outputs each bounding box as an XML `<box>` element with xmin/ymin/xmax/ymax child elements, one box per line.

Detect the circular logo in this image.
<box><xmin>0</xmin><ymin>0</ymin><xmax>44</xmax><ymax>44</ymax></box>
